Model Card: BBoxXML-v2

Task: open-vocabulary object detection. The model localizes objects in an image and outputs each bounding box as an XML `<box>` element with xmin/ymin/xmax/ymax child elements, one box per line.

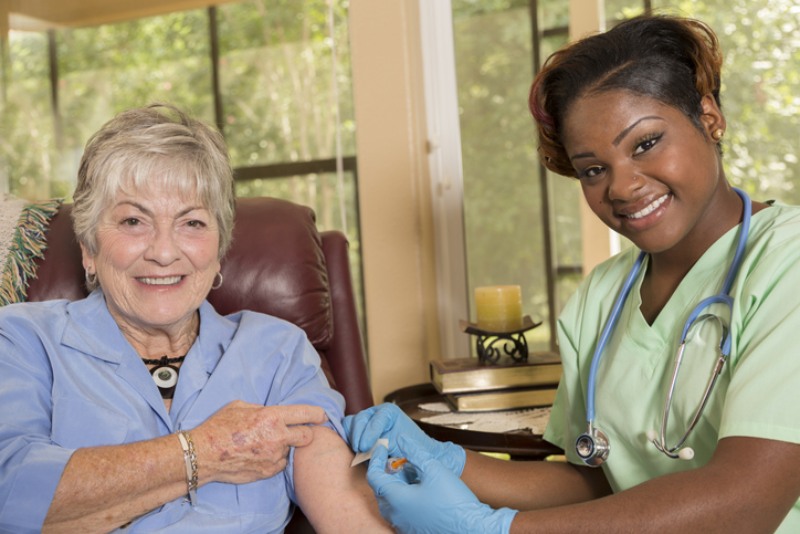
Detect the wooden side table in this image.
<box><xmin>384</xmin><ymin>383</ymin><xmax>563</xmax><ymax>460</ymax></box>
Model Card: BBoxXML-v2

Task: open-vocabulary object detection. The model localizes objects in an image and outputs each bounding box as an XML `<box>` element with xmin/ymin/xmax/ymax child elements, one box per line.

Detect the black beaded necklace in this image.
<box><xmin>142</xmin><ymin>355</ymin><xmax>186</xmax><ymax>399</ymax></box>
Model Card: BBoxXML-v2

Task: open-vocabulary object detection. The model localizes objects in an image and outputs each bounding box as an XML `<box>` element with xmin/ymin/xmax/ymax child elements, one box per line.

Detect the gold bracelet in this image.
<box><xmin>177</xmin><ymin>430</ymin><xmax>198</xmax><ymax>506</ymax></box>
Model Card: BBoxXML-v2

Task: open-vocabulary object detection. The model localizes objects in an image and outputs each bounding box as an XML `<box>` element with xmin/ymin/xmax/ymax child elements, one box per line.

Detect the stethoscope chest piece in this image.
<box><xmin>576</xmin><ymin>427</ymin><xmax>609</xmax><ymax>466</ymax></box>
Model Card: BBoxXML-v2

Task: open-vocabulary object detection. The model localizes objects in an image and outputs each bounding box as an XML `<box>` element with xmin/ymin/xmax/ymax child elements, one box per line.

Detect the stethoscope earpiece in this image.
<box><xmin>647</xmin><ymin>429</ymin><xmax>695</xmax><ymax>461</ymax></box>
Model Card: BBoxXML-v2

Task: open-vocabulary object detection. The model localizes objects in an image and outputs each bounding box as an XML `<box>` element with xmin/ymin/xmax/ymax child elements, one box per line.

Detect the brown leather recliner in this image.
<box><xmin>25</xmin><ymin>196</ymin><xmax>373</xmax><ymax>532</ymax></box>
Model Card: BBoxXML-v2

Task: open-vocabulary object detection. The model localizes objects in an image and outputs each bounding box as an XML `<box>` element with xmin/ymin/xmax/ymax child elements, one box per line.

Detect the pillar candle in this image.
<box><xmin>475</xmin><ymin>285</ymin><xmax>523</xmax><ymax>332</ymax></box>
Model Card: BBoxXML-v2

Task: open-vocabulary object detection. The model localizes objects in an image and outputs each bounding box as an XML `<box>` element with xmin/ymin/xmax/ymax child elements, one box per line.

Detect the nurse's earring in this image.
<box><xmin>712</xmin><ymin>128</ymin><xmax>724</xmax><ymax>141</ymax></box>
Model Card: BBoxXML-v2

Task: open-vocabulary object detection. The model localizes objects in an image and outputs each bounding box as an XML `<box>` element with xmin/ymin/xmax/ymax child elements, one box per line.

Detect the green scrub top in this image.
<box><xmin>545</xmin><ymin>203</ymin><xmax>800</xmax><ymax>532</ymax></box>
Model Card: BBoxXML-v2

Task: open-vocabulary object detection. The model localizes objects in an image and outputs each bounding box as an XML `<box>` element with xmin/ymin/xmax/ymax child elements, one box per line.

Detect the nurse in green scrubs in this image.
<box><xmin>345</xmin><ymin>13</ymin><xmax>800</xmax><ymax>534</ymax></box>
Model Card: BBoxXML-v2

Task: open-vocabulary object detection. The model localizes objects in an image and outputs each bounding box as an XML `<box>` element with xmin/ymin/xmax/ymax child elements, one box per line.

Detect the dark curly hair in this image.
<box><xmin>529</xmin><ymin>14</ymin><xmax>723</xmax><ymax>177</ymax></box>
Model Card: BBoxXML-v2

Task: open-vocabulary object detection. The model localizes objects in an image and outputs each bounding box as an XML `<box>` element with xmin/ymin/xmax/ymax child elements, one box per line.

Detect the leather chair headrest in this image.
<box><xmin>209</xmin><ymin>197</ymin><xmax>334</xmax><ymax>350</ymax></box>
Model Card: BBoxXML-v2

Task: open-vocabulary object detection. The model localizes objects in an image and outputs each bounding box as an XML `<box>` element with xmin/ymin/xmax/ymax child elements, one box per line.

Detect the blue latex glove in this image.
<box><xmin>344</xmin><ymin>403</ymin><xmax>466</xmax><ymax>476</ymax></box>
<box><xmin>366</xmin><ymin>438</ymin><xmax>517</xmax><ymax>534</ymax></box>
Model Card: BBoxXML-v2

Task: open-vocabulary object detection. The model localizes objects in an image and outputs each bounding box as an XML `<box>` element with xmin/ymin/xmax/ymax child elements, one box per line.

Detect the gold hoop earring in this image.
<box><xmin>712</xmin><ymin>128</ymin><xmax>724</xmax><ymax>141</ymax></box>
<box><xmin>211</xmin><ymin>272</ymin><xmax>223</xmax><ymax>290</ymax></box>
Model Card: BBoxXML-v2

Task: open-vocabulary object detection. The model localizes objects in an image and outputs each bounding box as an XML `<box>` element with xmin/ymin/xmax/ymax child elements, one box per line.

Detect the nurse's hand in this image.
<box><xmin>192</xmin><ymin>400</ymin><xmax>328</xmax><ymax>485</ymax></box>
<box><xmin>366</xmin><ymin>439</ymin><xmax>517</xmax><ymax>534</ymax></box>
<box><xmin>344</xmin><ymin>403</ymin><xmax>466</xmax><ymax>476</ymax></box>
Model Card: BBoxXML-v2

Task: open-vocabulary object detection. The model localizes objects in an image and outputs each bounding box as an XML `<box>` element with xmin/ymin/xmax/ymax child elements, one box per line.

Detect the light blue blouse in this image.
<box><xmin>0</xmin><ymin>290</ymin><xmax>345</xmax><ymax>533</ymax></box>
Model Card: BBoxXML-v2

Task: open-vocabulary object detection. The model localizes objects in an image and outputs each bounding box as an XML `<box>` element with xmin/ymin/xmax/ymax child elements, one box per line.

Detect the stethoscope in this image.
<box><xmin>576</xmin><ymin>188</ymin><xmax>752</xmax><ymax>467</ymax></box>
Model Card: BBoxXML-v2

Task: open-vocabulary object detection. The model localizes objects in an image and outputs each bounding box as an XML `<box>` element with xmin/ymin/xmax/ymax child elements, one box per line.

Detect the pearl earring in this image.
<box><xmin>712</xmin><ymin>128</ymin><xmax>724</xmax><ymax>141</ymax></box>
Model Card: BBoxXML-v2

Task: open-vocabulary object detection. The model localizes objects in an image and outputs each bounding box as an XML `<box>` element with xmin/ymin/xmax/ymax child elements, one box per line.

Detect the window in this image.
<box><xmin>3</xmin><ymin>30</ymin><xmax>57</xmax><ymax>198</ymax></box>
<box><xmin>452</xmin><ymin>0</ymin><xmax>580</xmax><ymax>353</ymax></box>
<box><xmin>450</xmin><ymin>0</ymin><xmax>800</xmax><ymax>353</ymax></box>
<box><xmin>2</xmin><ymin>0</ymin><xmax>364</xmax><ymax>330</ymax></box>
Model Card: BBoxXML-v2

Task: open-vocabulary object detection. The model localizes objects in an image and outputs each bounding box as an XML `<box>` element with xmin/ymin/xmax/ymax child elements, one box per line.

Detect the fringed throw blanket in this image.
<box><xmin>0</xmin><ymin>196</ymin><xmax>63</xmax><ymax>306</ymax></box>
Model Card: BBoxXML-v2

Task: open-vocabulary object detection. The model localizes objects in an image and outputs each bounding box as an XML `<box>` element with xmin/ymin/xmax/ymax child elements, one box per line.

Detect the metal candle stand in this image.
<box><xmin>459</xmin><ymin>316</ymin><xmax>542</xmax><ymax>365</ymax></box>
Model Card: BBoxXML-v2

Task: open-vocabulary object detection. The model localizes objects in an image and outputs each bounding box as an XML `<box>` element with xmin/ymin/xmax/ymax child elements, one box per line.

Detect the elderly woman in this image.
<box><xmin>0</xmin><ymin>104</ymin><xmax>390</xmax><ymax>533</ymax></box>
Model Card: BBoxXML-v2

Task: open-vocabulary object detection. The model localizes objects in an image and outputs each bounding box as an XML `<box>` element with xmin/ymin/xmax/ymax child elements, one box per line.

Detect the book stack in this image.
<box><xmin>429</xmin><ymin>352</ymin><xmax>562</xmax><ymax>412</ymax></box>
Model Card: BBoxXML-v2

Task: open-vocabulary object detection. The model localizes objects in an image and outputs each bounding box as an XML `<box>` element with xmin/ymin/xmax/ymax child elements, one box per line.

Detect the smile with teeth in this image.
<box><xmin>139</xmin><ymin>276</ymin><xmax>182</xmax><ymax>286</ymax></box>
<box><xmin>625</xmin><ymin>194</ymin><xmax>669</xmax><ymax>220</ymax></box>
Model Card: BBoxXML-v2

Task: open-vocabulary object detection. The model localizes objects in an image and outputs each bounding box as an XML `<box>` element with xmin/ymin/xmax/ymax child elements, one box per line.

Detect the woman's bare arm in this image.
<box><xmin>461</xmin><ymin>449</ymin><xmax>612</xmax><ymax>511</ymax></box>
<box><xmin>42</xmin><ymin>401</ymin><xmax>326</xmax><ymax>533</ymax></box>
<box><xmin>505</xmin><ymin>436</ymin><xmax>800</xmax><ymax>533</ymax></box>
<box><xmin>293</xmin><ymin>425</ymin><xmax>392</xmax><ymax>533</ymax></box>
<box><xmin>43</xmin><ymin>434</ymin><xmax>188</xmax><ymax>533</ymax></box>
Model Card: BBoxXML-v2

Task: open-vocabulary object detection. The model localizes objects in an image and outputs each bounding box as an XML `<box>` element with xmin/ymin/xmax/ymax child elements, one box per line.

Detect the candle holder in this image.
<box><xmin>459</xmin><ymin>315</ymin><xmax>542</xmax><ymax>365</ymax></box>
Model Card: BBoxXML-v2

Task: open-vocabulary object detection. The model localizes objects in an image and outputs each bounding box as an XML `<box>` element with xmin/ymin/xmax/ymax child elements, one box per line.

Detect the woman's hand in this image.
<box><xmin>344</xmin><ymin>403</ymin><xmax>466</xmax><ymax>476</ymax></box>
<box><xmin>365</xmin><ymin>438</ymin><xmax>517</xmax><ymax>534</ymax></box>
<box><xmin>192</xmin><ymin>400</ymin><xmax>328</xmax><ymax>485</ymax></box>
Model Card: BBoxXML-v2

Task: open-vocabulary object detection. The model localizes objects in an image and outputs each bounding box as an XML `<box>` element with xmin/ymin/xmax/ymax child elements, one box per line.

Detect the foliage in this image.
<box><xmin>652</xmin><ymin>0</ymin><xmax>800</xmax><ymax>202</ymax></box>
<box><xmin>216</xmin><ymin>0</ymin><xmax>355</xmax><ymax>169</ymax></box>
<box><xmin>2</xmin><ymin>1</ymin><xmax>354</xmax><ymax>204</ymax></box>
<box><xmin>2</xmin><ymin>31</ymin><xmax>54</xmax><ymax>198</ymax></box>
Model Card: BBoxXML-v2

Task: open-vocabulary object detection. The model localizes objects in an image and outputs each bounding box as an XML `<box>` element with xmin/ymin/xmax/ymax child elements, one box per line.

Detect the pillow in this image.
<box><xmin>0</xmin><ymin>196</ymin><xmax>63</xmax><ymax>306</ymax></box>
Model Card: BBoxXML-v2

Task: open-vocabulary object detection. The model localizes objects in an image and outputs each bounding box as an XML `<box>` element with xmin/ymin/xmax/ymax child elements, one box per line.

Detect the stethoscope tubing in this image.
<box><xmin>583</xmin><ymin>187</ymin><xmax>751</xmax><ymax>451</ymax></box>
<box><xmin>585</xmin><ymin>251</ymin><xmax>645</xmax><ymax>422</ymax></box>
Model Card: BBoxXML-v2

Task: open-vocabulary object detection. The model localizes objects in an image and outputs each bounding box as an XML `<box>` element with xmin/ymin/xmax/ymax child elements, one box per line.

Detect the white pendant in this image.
<box><xmin>152</xmin><ymin>365</ymin><xmax>179</xmax><ymax>389</ymax></box>
<box><xmin>151</xmin><ymin>363</ymin><xmax>180</xmax><ymax>399</ymax></box>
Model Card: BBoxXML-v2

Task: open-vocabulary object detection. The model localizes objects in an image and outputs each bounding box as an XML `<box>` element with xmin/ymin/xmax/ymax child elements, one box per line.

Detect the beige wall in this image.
<box><xmin>349</xmin><ymin>0</ymin><xmax>441</xmax><ymax>403</ymax></box>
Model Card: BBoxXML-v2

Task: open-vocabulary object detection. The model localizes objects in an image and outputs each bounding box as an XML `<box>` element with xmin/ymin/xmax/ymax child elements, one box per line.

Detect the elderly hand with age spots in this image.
<box><xmin>190</xmin><ymin>400</ymin><xmax>328</xmax><ymax>485</ymax></box>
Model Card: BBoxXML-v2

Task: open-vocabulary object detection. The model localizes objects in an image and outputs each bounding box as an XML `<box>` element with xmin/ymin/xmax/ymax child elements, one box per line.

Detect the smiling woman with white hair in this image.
<box><xmin>0</xmin><ymin>104</ymin><xmax>389</xmax><ymax>533</ymax></box>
